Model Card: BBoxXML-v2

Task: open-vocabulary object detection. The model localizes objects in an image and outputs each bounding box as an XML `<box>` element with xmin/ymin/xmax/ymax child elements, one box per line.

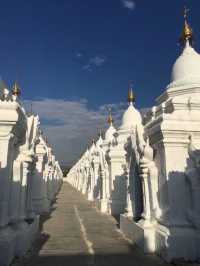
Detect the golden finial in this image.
<box><xmin>12</xmin><ymin>81</ymin><xmax>21</xmax><ymax>97</ymax></box>
<box><xmin>128</xmin><ymin>80</ymin><xmax>135</xmax><ymax>103</ymax></box>
<box><xmin>107</xmin><ymin>108</ymin><xmax>114</xmax><ymax>125</ymax></box>
<box><xmin>179</xmin><ymin>6</ymin><xmax>193</xmax><ymax>46</ymax></box>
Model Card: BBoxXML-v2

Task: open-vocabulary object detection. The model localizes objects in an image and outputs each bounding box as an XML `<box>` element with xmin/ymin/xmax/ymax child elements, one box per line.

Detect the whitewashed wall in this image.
<box><xmin>0</xmin><ymin>85</ymin><xmax>63</xmax><ymax>266</ymax></box>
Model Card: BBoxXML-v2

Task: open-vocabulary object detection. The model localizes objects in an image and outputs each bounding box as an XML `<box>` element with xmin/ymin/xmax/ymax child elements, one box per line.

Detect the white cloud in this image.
<box><xmin>24</xmin><ymin>99</ymin><xmax>126</xmax><ymax>166</ymax></box>
<box><xmin>82</xmin><ymin>64</ymin><xmax>92</xmax><ymax>71</ymax></box>
<box><xmin>83</xmin><ymin>56</ymin><xmax>106</xmax><ymax>71</ymax></box>
<box><xmin>90</xmin><ymin>56</ymin><xmax>106</xmax><ymax>66</ymax></box>
<box><xmin>76</xmin><ymin>53</ymin><xmax>83</xmax><ymax>58</ymax></box>
<box><xmin>121</xmin><ymin>0</ymin><xmax>135</xmax><ymax>10</ymax></box>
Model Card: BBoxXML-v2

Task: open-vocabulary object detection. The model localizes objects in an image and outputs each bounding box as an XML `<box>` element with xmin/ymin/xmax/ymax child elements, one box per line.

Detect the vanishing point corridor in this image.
<box><xmin>14</xmin><ymin>183</ymin><xmax>169</xmax><ymax>266</ymax></box>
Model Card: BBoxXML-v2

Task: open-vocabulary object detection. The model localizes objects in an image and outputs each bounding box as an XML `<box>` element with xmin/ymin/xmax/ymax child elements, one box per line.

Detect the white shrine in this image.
<box><xmin>0</xmin><ymin>81</ymin><xmax>63</xmax><ymax>266</ymax></box>
<box><xmin>67</xmin><ymin>10</ymin><xmax>200</xmax><ymax>262</ymax></box>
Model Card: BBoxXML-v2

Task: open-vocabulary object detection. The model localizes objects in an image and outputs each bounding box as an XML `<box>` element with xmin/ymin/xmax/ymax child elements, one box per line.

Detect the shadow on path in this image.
<box><xmin>14</xmin><ymin>183</ymin><xmax>170</xmax><ymax>266</ymax></box>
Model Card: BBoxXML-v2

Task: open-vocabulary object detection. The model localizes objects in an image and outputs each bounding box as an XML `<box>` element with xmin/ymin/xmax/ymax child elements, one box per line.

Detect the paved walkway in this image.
<box><xmin>17</xmin><ymin>182</ymin><xmax>170</xmax><ymax>266</ymax></box>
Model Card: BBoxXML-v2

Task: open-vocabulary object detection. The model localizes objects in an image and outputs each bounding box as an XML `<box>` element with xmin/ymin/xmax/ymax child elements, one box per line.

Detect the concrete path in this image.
<box><xmin>17</xmin><ymin>183</ymin><xmax>170</xmax><ymax>266</ymax></box>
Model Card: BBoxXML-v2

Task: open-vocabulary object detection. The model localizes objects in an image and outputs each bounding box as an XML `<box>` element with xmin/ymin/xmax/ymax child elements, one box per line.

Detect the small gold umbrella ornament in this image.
<box><xmin>12</xmin><ymin>81</ymin><xmax>21</xmax><ymax>99</ymax></box>
<box><xmin>179</xmin><ymin>6</ymin><xmax>193</xmax><ymax>46</ymax></box>
<box><xmin>128</xmin><ymin>80</ymin><xmax>135</xmax><ymax>104</ymax></box>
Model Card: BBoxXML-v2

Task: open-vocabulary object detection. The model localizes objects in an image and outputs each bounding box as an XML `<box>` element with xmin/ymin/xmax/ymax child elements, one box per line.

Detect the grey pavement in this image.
<box><xmin>15</xmin><ymin>182</ymin><xmax>173</xmax><ymax>266</ymax></box>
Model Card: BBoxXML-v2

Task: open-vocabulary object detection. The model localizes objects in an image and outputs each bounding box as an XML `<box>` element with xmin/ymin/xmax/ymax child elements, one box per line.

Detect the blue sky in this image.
<box><xmin>0</xmin><ymin>0</ymin><xmax>199</xmax><ymax>164</ymax></box>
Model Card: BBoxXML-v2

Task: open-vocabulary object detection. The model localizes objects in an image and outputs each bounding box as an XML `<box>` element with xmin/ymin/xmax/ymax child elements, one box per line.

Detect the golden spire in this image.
<box><xmin>12</xmin><ymin>81</ymin><xmax>21</xmax><ymax>97</ymax></box>
<box><xmin>128</xmin><ymin>80</ymin><xmax>135</xmax><ymax>104</ymax></box>
<box><xmin>107</xmin><ymin>108</ymin><xmax>114</xmax><ymax>125</ymax></box>
<box><xmin>179</xmin><ymin>6</ymin><xmax>193</xmax><ymax>46</ymax></box>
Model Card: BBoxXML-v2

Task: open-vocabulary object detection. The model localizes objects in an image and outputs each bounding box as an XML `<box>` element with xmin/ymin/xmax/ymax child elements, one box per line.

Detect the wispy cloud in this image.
<box><xmin>82</xmin><ymin>64</ymin><xmax>92</xmax><ymax>71</ymax></box>
<box><xmin>76</xmin><ymin>53</ymin><xmax>83</xmax><ymax>58</ymax></box>
<box><xmin>121</xmin><ymin>0</ymin><xmax>135</xmax><ymax>10</ymax></box>
<box><xmin>83</xmin><ymin>56</ymin><xmax>106</xmax><ymax>71</ymax></box>
<box><xmin>90</xmin><ymin>56</ymin><xmax>106</xmax><ymax>66</ymax></box>
<box><xmin>24</xmin><ymin>99</ymin><xmax>126</xmax><ymax>165</ymax></box>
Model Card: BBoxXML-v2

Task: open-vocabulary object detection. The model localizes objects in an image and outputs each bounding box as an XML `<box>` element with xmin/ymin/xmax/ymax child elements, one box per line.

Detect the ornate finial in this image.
<box><xmin>12</xmin><ymin>81</ymin><xmax>21</xmax><ymax>97</ymax></box>
<box><xmin>128</xmin><ymin>80</ymin><xmax>135</xmax><ymax>104</ymax></box>
<box><xmin>107</xmin><ymin>108</ymin><xmax>114</xmax><ymax>125</ymax></box>
<box><xmin>92</xmin><ymin>139</ymin><xmax>96</xmax><ymax>145</ymax></box>
<box><xmin>98</xmin><ymin>129</ymin><xmax>102</xmax><ymax>137</ymax></box>
<box><xmin>0</xmin><ymin>79</ymin><xmax>9</xmax><ymax>100</ymax></box>
<box><xmin>184</xmin><ymin>6</ymin><xmax>189</xmax><ymax>20</ymax></box>
<box><xmin>179</xmin><ymin>6</ymin><xmax>193</xmax><ymax>46</ymax></box>
<box><xmin>45</xmin><ymin>136</ymin><xmax>48</xmax><ymax>144</ymax></box>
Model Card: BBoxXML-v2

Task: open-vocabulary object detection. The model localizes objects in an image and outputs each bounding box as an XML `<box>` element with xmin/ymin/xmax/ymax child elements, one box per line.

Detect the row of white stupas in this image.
<box><xmin>0</xmin><ymin>81</ymin><xmax>63</xmax><ymax>266</ymax></box>
<box><xmin>67</xmin><ymin>10</ymin><xmax>200</xmax><ymax>262</ymax></box>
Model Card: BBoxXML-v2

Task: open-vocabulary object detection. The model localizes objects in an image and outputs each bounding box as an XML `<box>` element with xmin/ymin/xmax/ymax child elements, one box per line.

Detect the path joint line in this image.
<box><xmin>74</xmin><ymin>205</ymin><xmax>94</xmax><ymax>255</ymax></box>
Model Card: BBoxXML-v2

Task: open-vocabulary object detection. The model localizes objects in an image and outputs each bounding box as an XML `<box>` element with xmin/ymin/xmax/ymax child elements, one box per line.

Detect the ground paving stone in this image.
<box><xmin>13</xmin><ymin>183</ymin><xmax>178</xmax><ymax>266</ymax></box>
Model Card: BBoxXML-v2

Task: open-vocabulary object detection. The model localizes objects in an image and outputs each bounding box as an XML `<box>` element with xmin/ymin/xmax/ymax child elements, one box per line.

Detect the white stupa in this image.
<box><xmin>96</xmin><ymin>131</ymin><xmax>103</xmax><ymax>148</ymax></box>
<box><xmin>120</xmin><ymin>88</ymin><xmax>142</xmax><ymax>131</ymax></box>
<box><xmin>89</xmin><ymin>139</ymin><xmax>96</xmax><ymax>156</ymax></box>
<box><xmin>104</xmin><ymin>110</ymin><xmax>116</xmax><ymax>143</ymax></box>
<box><xmin>157</xmin><ymin>14</ymin><xmax>200</xmax><ymax>104</ymax></box>
<box><xmin>171</xmin><ymin>41</ymin><xmax>200</xmax><ymax>86</ymax></box>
